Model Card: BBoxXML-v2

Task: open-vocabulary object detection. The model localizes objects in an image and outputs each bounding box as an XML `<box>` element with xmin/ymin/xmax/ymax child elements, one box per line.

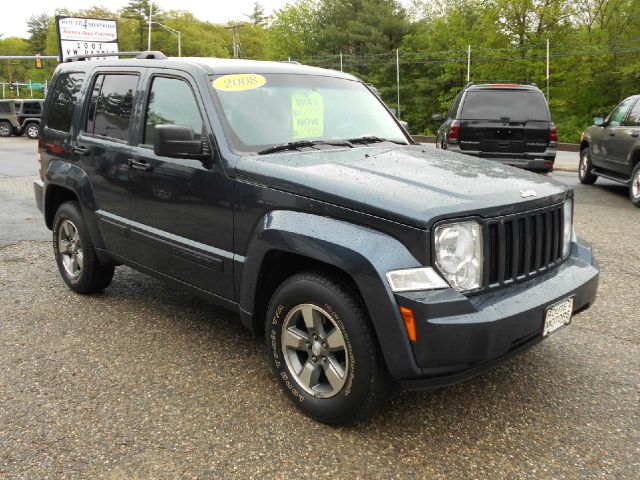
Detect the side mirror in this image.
<box><xmin>594</xmin><ymin>117</ymin><xmax>605</xmax><ymax>127</ymax></box>
<box><xmin>154</xmin><ymin>124</ymin><xmax>208</xmax><ymax>160</ymax></box>
<box><xmin>399</xmin><ymin>120</ymin><xmax>409</xmax><ymax>131</ymax></box>
<box><xmin>432</xmin><ymin>113</ymin><xmax>444</xmax><ymax>122</ymax></box>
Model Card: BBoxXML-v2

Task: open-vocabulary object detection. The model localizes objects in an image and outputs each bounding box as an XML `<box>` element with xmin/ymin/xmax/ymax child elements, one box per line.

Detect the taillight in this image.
<box><xmin>549</xmin><ymin>124</ymin><xmax>558</xmax><ymax>145</ymax></box>
<box><xmin>38</xmin><ymin>137</ymin><xmax>45</xmax><ymax>181</ymax></box>
<box><xmin>448</xmin><ymin>121</ymin><xmax>461</xmax><ymax>144</ymax></box>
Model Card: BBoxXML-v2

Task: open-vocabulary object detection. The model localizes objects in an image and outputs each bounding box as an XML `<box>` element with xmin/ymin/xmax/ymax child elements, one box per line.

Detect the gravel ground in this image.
<box><xmin>0</xmin><ymin>155</ymin><xmax>638</xmax><ymax>477</ymax></box>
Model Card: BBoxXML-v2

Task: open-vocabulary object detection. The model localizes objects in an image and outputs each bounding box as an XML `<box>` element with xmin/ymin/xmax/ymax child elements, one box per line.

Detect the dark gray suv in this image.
<box><xmin>579</xmin><ymin>95</ymin><xmax>640</xmax><ymax>206</ymax></box>
<box><xmin>434</xmin><ymin>83</ymin><xmax>557</xmax><ymax>172</ymax></box>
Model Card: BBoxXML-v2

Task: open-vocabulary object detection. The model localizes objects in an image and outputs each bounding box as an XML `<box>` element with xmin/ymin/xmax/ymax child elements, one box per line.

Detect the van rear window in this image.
<box><xmin>48</xmin><ymin>72</ymin><xmax>85</xmax><ymax>132</ymax></box>
<box><xmin>461</xmin><ymin>90</ymin><xmax>549</xmax><ymax>122</ymax></box>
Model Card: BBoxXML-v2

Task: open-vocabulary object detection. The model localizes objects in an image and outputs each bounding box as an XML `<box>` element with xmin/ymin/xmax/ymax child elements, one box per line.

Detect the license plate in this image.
<box><xmin>543</xmin><ymin>297</ymin><xmax>574</xmax><ymax>337</ymax></box>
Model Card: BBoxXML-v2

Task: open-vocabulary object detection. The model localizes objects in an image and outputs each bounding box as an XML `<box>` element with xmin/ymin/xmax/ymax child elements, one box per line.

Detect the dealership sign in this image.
<box><xmin>56</xmin><ymin>16</ymin><xmax>119</xmax><ymax>61</ymax></box>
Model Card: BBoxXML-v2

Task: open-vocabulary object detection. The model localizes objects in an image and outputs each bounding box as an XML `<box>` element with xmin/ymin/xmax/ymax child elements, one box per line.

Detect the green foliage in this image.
<box><xmin>3</xmin><ymin>0</ymin><xmax>640</xmax><ymax>142</ymax></box>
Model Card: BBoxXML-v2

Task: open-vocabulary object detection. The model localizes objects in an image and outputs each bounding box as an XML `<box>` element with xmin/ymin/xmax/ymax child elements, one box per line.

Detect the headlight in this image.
<box><xmin>386</xmin><ymin>267</ymin><xmax>448</xmax><ymax>292</ymax></box>
<box><xmin>562</xmin><ymin>197</ymin><xmax>573</xmax><ymax>257</ymax></box>
<box><xmin>434</xmin><ymin>221</ymin><xmax>483</xmax><ymax>290</ymax></box>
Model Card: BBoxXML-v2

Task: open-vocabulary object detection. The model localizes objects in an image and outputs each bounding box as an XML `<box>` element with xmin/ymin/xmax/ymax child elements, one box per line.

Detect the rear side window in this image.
<box><xmin>0</xmin><ymin>102</ymin><xmax>11</xmax><ymax>114</ymax></box>
<box><xmin>22</xmin><ymin>102</ymin><xmax>42</xmax><ymax>115</ymax></box>
<box><xmin>47</xmin><ymin>72</ymin><xmax>85</xmax><ymax>132</ymax></box>
<box><xmin>86</xmin><ymin>74</ymin><xmax>139</xmax><ymax>142</ymax></box>
<box><xmin>461</xmin><ymin>90</ymin><xmax>550</xmax><ymax>122</ymax></box>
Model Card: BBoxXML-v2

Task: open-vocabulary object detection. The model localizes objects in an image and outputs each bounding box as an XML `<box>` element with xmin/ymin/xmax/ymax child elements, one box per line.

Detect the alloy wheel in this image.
<box><xmin>633</xmin><ymin>169</ymin><xmax>640</xmax><ymax>199</ymax></box>
<box><xmin>58</xmin><ymin>219</ymin><xmax>83</xmax><ymax>279</ymax></box>
<box><xmin>281</xmin><ymin>303</ymin><xmax>349</xmax><ymax>398</ymax></box>
<box><xmin>580</xmin><ymin>154</ymin><xmax>588</xmax><ymax>178</ymax></box>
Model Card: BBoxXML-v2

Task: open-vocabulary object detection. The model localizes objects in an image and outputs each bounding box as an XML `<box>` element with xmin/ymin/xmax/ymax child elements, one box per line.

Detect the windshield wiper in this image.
<box><xmin>342</xmin><ymin>135</ymin><xmax>407</xmax><ymax>145</ymax></box>
<box><xmin>257</xmin><ymin>140</ymin><xmax>353</xmax><ymax>155</ymax></box>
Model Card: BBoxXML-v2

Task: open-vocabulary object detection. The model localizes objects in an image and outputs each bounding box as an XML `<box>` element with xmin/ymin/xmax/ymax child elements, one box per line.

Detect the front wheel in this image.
<box><xmin>266</xmin><ymin>272</ymin><xmax>393</xmax><ymax>425</ymax></box>
<box><xmin>579</xmin><ymin>148</ymin><xmax>597</xmax><ymax>184</ymax></box>
<box><xmin>629</xmin><ymin>163</ymin><xmax>640</xmax><ymax>207</ymax></box>
<box><xmin>53</xmin><ymin>201</ymin><xmax>115</xmax><ymax>293</ymax></box>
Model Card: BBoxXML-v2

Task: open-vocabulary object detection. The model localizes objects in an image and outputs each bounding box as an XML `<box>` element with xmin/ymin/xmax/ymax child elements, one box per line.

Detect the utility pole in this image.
<box><xmin>396</xmin><ymin>49</ymin><xmax>400</xmax><ymax>119</ymax></box>
<box><xmin>225</xmin><ymin>24</ymin><xmax>243</xmax><ymax>59</ymax></box>
<box><xmin>340</xmin><ymin>51</ymin><xmax>343</xmax><ymax>72</ymax></box>
<box><xmin>467</xmin><ymin>45</ymin><xmax>471</xmax><ymax>82</ymax></box>
<box><xmin>546</xmin><ymin>39</ymin><xmax>550</xmax><ymax>101</ymax></box>
<box><xmin>147</xmin><ymin>2</ymin><xmax>153</xmax><ymax>51</ymax></box>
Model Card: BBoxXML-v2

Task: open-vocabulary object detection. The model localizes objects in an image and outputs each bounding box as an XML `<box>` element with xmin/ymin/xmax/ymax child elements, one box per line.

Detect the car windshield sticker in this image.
<box><xmin>212</xmin><ymin>74</ymin><xmax>266</xmax><ymax>92</ymax></box>
<box><xmin>291</xmin><ymin>90</ymin><xmax>324</xmax><ymax>139</ymax></box>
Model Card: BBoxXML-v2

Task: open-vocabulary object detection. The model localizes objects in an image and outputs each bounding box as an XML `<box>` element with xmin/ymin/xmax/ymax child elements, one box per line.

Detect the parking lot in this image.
<box><xmin>0</xmin><ymin>136</ymin><xmax>638</xmax><ymax>478</ymax></box>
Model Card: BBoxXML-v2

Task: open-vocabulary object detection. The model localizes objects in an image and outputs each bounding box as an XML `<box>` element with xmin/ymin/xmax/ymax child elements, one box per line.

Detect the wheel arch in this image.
<box><xmin>237</xmin><ymin>210</ymin><xmax>425</xmax><ymax>380</ymax></box>
<box><xmin>580</xmin><ymin>139</ymin><xmax>590</xmax><ymax>154</ymax></box>
<box><xmin>44</xmin><ymin>161</ymin><xmax>106</xmax><ymax>252</ymax></box>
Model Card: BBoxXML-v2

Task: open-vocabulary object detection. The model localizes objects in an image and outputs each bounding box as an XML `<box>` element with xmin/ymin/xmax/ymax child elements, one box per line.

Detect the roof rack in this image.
<box><xmin>64</xmin><ymin>51</ymin><xmax>167</xmax><ymax>63</ymax></box>
<box><xmin>465</xmin><ymin>80</ymin><xmax>538</xmax><ymax>88</ymax></box>
<box><xmin>280</xmin><ymin>60</ymin><xmax>301</xmax><ymax>65</ymax></box>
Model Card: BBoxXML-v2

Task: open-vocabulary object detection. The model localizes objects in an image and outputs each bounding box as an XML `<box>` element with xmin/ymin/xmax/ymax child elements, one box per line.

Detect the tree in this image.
<box><xmin>121</xmin><ymin>0</ymin><xmax>164</xmax><ymax>50</ymax></box>
<box><xmin>244</xmin><ymin>2</ymin><xmax>269</xmax><ymax>26</ymax></box>
<box><xmin>27</xmin><ymin>14</ymin><xmax>50</xmax><ymax>53</ymax></box>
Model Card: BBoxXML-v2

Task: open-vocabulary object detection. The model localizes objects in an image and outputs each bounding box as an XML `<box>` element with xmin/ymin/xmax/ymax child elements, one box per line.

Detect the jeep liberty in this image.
<box><xmin>34</xmin><ymin>52</ymin><xmax>599</xmax><ymax>424</ymax></box>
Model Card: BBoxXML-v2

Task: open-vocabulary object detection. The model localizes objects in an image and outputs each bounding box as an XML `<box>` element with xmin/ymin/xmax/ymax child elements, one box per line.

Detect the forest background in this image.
<box><xmin>2</xmin><ymin>0</ymin><xmax>638</xmax><ymax>142</ymax></box>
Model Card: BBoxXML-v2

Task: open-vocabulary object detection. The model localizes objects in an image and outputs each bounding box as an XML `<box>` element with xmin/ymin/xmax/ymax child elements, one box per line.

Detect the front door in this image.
<box><xmin>596</xmin><ymin>97</ymin><xmax>636</xmax><ymax>174</ymax></box>
<box><xmin>127</xmin><ymin>72</ymin><xmax>235</xmax><ymax>299</ymax></box>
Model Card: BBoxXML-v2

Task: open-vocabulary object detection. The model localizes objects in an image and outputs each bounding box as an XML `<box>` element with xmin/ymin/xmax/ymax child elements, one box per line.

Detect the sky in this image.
<box><xmin>0</xmin><ymin>0</ymin><xmax>292</xmax><ymax>39</ymax></box>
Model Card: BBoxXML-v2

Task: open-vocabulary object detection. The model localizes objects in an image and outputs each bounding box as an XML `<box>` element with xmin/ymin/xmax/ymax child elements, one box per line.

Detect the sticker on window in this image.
<box><xmin>291</xmin><ymin>90</ymin><xmax>324</xmax><ymax>138</ymax></box>
<box><xmin>212</xmin><ymin>74</ymin><xmax>266</xmax><ymax>92</ymax></box>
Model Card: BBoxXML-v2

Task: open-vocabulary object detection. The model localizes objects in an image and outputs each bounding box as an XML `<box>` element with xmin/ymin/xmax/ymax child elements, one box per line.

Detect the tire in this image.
<box><xmin>52</xmin><ymin>201</ymin><xmax>115</xmax><ymax>293</ymax></box>
<box><xmin>579</xmin><ymin>148</ymin><xmax>597</xmax><ymax>184</ymax></box>
<box><xmin>24</xmin><ymin>122</ymin><xmax>39</xmax><ymax>139</ymax></box>
<box><xmin>629</xmin><ymin>163</ymin><xmax>640</xmax><ymax>207</ymax></box>
<box><xmin>265</xmin><ymin>271</ymin><xmax>393</xmax><ymax>425</ymax></box>
<box><xmin>0</xmin><ymin>121</ymin><xmax>12</xmax><ymax>137</ymax></box>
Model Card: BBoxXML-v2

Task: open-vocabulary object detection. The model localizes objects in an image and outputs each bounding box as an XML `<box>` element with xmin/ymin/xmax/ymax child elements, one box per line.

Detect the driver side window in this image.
<box><xmin>608</xmin><ymin>97</ymin><xmax>635</xmax><ymax>127</ymax></box>
<box><xmin>144</xmin><ymin>76</ymin><xmax>204</xmax><ymax>147</ymax></box>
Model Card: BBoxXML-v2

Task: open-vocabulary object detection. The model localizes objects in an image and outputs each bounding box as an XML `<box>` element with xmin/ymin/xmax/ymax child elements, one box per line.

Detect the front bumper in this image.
<box><xmin>393</xmin><ymin>237</ymin><xmax>598</xmax><ymax>390</ymax></box>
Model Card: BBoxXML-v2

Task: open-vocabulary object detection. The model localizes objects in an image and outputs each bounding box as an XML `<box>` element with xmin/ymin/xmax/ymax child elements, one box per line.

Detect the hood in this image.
<box><xmin>234</xmin><ymin>145</ymin><xmax>569</xmax><ymax>229</ymax></box>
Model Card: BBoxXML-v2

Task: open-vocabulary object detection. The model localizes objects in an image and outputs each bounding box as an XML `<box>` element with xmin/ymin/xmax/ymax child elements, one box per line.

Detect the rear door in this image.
<box><xmin>74</xmin><ymin>69</ymin><xmax>142</xmax><ymax>255</ymax></box>
<box><xmin>127</xmin><ymin>70</ymin><xmax>235</xmax><ymax>299</ymax></box>
<box><xmin>458</xmin><ymin>89</ymin><xmax>550</xmax><ymax>154</ymax></box>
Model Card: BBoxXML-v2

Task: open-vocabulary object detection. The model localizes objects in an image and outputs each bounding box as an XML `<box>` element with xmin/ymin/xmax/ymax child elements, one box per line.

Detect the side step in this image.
<box><xmin>592</xmin><ymin>168</ymin><xmax>631</xmax><ymax>185</ymax></box>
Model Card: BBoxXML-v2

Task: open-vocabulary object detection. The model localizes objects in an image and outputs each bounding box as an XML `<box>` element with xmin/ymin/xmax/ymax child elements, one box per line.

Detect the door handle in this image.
<box><xmin>631</xmin><ymin>131</ymin><xmax>640</xmax><ymax>137</ymax></box>
<box><xmin>608</xmin><ymin>131</ymin><xmax>616</xmax><ymax>137</ymax></box>
<box><xmin>72</xmin><ymin>145</ymin><xmax>88</xmax><ymax>155</ymax></box>
<box><xmin>127</xmin><ymin>159</ymin><xmax>153</xmax><ymax>171</ymax></box>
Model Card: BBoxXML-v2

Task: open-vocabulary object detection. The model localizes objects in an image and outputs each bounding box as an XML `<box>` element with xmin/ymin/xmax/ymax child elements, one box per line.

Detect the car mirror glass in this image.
<box><xmin>593</xmin><ymin>117</ymin><xmax>605</xmax><ymax>127</ymax></box>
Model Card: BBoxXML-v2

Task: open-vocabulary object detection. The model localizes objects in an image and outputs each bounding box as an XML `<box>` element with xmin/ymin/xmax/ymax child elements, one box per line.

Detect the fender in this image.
<box><xmin>238</xmin><ymin>210</ymin><xmax>426</xmax><ymax>380</ymax></box>
<box><xmin>20</xmin><ymin>118</ymin><xmax>41</xmax><ymax>129</ymax></box>
<box><xmin>45</xmin><ymin>160</ymin><xmax>107</xmax><ymax>251</ymax></box>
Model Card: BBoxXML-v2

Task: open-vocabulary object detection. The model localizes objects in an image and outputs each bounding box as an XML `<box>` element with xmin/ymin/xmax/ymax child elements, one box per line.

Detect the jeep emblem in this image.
<box><xmin>520</xmin><ymin>190</ymin><xmax>537</xmax><ymax>198</ymax></box>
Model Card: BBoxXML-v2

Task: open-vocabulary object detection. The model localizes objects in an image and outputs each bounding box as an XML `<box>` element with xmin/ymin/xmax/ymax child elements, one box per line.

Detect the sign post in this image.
<box><xmin>56</xmin><ymin>16</ymin><xmax>119</xmax><ymax>62</ymax></box>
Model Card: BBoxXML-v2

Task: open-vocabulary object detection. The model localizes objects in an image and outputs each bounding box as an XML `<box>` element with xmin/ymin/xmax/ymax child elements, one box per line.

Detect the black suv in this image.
<box><xmin>34</xmin><ymin>53</ymin><xmax>598</xmax><ymax>424</ymax></box>
<box><xmin>0</xmin><ymin>99</ymin><xmax>44</xmax><ymax>139</ymax></box>
<box><xmin>433</xmin><ymin>83</ymin><xmax>557</xmax><ymax>172</ymax></box>
<box><xmin>579</xmin><ymin>95</ymin><xmax>640</xmax><ymax>206</ymax></box>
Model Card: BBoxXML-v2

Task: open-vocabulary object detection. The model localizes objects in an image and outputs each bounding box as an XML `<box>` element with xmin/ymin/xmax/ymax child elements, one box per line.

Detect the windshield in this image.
<box><xmin>461</xmin><ymin>90</ymin><xmax>550</xmax><ymax>122</ymax></box>
<box><xmin>210</xmin><ymin>73</ymin><xmax>408</xmax><ymax>154</ymax></box>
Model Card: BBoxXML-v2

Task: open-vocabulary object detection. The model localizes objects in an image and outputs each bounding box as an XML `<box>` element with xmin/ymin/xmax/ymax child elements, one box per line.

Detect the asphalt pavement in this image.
<box><xmin>0</xmin><ymin>136</ymin><xmax>638</xmax><ymax>478</ymax></box>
